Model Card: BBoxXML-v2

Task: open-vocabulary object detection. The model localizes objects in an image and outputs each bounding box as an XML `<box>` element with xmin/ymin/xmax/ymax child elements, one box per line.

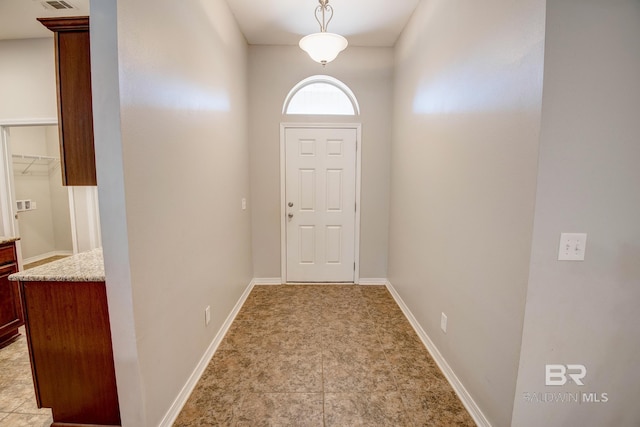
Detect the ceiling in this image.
<box><xmin>225</xmin><ymin>0</ymin><xmax>420</xmax><ymax>47</ymax></box>
<box><xmin>0</xmin><ymin>0</ymin><xmax>418</xmax><ymax>46</ymax></box>
<box><xmin>0</xmin><ymin>0</ymin><xmax>90</xmax><ymax>40</ymax></box>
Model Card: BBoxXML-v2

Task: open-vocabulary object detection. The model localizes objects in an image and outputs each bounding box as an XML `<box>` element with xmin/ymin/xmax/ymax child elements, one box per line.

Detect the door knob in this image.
<box><xmin>288</xmin><ymin>213</ymin><xmax>294</xmax><ymax>219</ymax></box>
<box><xmin>288</xmin><ymin>202</ymin><xmax>294</xmax><ymax>207</ymax></box>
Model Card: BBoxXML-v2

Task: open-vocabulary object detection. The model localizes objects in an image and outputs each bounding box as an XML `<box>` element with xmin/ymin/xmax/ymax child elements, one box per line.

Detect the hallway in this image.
<box><xmin>174</xmin><ymin>285</ymin><xmax>474</xmax><ymax>426</ymax></box>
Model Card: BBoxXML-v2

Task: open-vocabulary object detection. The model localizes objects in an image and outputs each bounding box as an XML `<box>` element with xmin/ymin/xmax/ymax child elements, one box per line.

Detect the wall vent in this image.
<box><xmin>41</xmin><ymin>1</ymin><xmax>76</xmax><ymax>10</ymax></box>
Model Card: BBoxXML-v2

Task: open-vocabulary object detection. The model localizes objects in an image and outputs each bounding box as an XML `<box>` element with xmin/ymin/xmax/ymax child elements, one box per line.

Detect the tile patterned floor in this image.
<box><xmin>23</xmin><ymin>255</ymin><xmax>69</xmax><ymax>270</ymax></box>
<box><xmin>174</xmin><ymin>285</ymin><xmax>475</xmax><ymax>426</ymax></box>
<box><xmin>0</xmin><ymin>329</ymin><xmax>53</xmax><ymax>427</ymax></box>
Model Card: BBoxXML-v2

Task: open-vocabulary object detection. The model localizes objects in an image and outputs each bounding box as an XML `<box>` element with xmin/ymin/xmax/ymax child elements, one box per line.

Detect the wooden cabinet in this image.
<box><xmin>0</xmin><ymin>241</ymin><xmax>21</xmax><ymax>347</ymax></box>
<box><xmin>38</xmin><ymin>16</ymin><xmax>97</xmax><ymax>186</ymax></box>
<box><xmin>20</xmin><ymin>279</ymin><xmax>121</xmax><ymax>426</ymax></box>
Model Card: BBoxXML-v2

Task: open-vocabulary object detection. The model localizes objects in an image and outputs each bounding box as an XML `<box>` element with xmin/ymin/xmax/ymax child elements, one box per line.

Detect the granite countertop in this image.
<box><xmin>0</xmin><ymin>236</ymin><xmax>20</xmax><ymax>245</ymax></box>
<box><xmin>9</xmin><ymin>248</ymin><xmax>105</xmax><ymax>282</ymax></box>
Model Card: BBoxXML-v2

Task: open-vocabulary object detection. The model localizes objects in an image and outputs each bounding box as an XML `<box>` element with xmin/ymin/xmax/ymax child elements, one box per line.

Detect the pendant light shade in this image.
<box><xmin>299</xmin><ymin>0</ymin><xmax>348</xmax><ymax>66</ymax></box>
<box><xmin>299</xmin><ymin>32</ymin><xmax>348</xmax><ymax>65</ymax></box>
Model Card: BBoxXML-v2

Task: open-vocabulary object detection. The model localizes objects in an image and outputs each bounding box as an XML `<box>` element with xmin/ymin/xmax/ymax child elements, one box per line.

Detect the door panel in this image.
<box><xmin>299</xmin><ymin>169</ymin><xmax>316</xmax><ymax>211</ymax></box>
<box><xmin>325</xmin><ymin>226</ymin><xmax>342</xmax><ymax>264</ymax></box>
<box><xmin>299</xmin><ymin>226</ymin><xmax>316</xmax><ymax>264</ymax></box>
<box><xmin>326</xmin><ymin>169</ymin><xmax>343</xmax><ymax>211</ymax></box>
<box><xmin>285</xmin><ymin>127</ymin><xmax>357</xmax><ymax>282</ymax></box>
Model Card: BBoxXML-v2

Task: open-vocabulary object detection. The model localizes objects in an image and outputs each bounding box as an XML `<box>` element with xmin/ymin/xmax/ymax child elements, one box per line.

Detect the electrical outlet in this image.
<box><xmin>441</xmin><ymin>312</ymin><xmax>447</xmax><ymax>333</ymax></box>
<box><xmin>205</xmin><ymin>306</ymin><xmax>211</xmax><ymax>326</ymax></box>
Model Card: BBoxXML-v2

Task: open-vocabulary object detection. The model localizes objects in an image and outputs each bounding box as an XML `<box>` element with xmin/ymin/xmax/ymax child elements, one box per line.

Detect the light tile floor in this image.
<box><xmin>174</xmin><ymin>285</ymin><xmax>476</xmax><ymax>426</ymax></box>
<box><xmin>23</xmin><ymin>256</ymin><xmax>69</xmax><ymax>270</ymax></box>
<box><xmin>0</xmin><ymin>256</ymin><xmax>66</xmax><ymax>426</ymax></box>
<box><xmin>0</xmin><ymin>329</ymin><xmax>53</xmax><ymax>427</ymax></box>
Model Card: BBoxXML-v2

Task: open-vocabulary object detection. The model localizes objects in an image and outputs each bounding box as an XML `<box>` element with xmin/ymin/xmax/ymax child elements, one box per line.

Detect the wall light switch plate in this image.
<box><xmin>440</xmin><ymin>312</ymin><xmax>447</xmax><ymax>333</ymax></box>
<box><xmin>241</xmin><ymin>198</ymin><xmax>247</xmax><ymax>210</ymax></box>
<box><xmin>205</xmin><ymin>306</ymin><xmax>211</xmax><ymax>326</ymax></box>
<box><xmin>558</xmin><ymin>233</ymin><xmax>587</xmax><ymax>261</ymax></box>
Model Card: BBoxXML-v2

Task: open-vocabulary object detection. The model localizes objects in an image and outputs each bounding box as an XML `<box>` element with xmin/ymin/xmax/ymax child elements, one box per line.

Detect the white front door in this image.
<box><xmin>285</xmin><ymin>127</ymin><xmax>357</xmax><ymax>282</ymax></box>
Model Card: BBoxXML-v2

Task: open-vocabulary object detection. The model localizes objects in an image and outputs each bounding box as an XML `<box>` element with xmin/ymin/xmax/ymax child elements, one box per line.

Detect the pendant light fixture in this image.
<box><xmin>299</xmin><ymin>0</ymin><xmax>348</xmax><ymax>66</ymax></box>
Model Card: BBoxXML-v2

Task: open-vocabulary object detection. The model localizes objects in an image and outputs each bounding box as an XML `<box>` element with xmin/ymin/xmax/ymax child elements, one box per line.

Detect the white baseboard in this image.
<box><xmin>23</xmin><ymin>250</ymin><xmax>73</xmax><ymax>265</ymax></box>
<box><xmin>253</xmin><ymin>277</ymin><xmax>282</xmax><ymax>285</ymax></box>
<box><xmin>358</xmin><ymin>278</ymin><xmax>388</xmax><ymax>285</ymax></box>
<box><xmin>158</xmin><ymin>279</ymin><xmax>256</xmax><ymax>427</ymax></box>
<box><xmin>385</xmin><ymin>280</ymin><xmax>492</xmax><ymax>427</ymax></box>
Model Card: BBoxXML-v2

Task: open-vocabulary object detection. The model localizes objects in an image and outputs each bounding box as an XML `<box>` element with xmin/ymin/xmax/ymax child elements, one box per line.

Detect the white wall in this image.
<box><xmin>0</xmin><ymin>38</ymin><xmax>57</xmax><ymax>248</ymax></box>
<box><xmin>0</xmin><ymin>38</ymin><xmax>57</xmax><ymax>121</ymax></box>
<box><xmin>10</xmin><ymin>125</ymin><xmax>72</xmax><ymax>261</ymax></box>
<box><xmin>90</xmin><ymin>0</ymin><xmax>252</xmax><ymax>425</ymax></box>
<box><xmin>69</xmin><ymin>186</ymin><xmax>101</xmax><ymax>253</ymax></box>
<box><xmin>45</xmin><ymin>126</ymin><xmax>73</xmax><ymax>253</ymax></box>
<box><xmin>389</xmin><ymin>1</ymin><xmax>546</xmax><ymax>425</ymax></box>
<box><xmin>249</xmin><ymin>45</ymin><xmax>393</xmax><ymax>279</ymax></box>
<box><xmin>12</xmin><ymin>126</ymin><xmax>56</xmax><ymax>259</ymax></box>
<box><xmin>512</xmin><ymin>1</ymin><xmax>640</xmax><ymax>426</ymax></box>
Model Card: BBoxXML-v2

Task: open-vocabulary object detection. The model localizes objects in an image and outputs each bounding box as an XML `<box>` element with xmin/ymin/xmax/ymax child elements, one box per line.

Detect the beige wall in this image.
<box><xmin>389</xmin><ymin>1</ymin><xmax>546</xmax><ymax>425</ymax></box>
<box><xmin>91</xmin><ymin>0</ymin><xmax>252</xmax><ymax>425</ymax></box>
<box><xmin>513</xmin><ymin>1</ymin><xmax>640</xmax><ymax>426</ymax></box>
<box><xmin>249</xmin><ymin>45</ymin><xmax>393</xmax><ymax>279</ymax></box>
<box><xmin>0</xmin><ymin>38</ymin><xmax>57</xmax><ymax>121</ymax></box>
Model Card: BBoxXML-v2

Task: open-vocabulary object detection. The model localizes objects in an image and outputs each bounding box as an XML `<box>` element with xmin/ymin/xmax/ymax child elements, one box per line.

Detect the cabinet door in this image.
<box><xmin>21</xmin><ymin>281</ymin><xmax>120</xmax><ymax>425</ymax></box>
<box><xmin>38</xmin><ymin>17</ymin><xmax>97</xmax><ymax>186</ymax></box>
<box><xmin>0</xmin><ymin>263</ymin><xmax>21</xmax><ymax>341</ymax></box>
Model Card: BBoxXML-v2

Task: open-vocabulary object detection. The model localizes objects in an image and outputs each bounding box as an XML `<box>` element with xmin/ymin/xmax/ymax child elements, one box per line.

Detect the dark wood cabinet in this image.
<box><xmin>20</xmin><ymin>280</ymin><xmax>121</xmax><ymax>426</ymax></box>
<box><xmin>38</xmin><ymin>16</ymin><xmax>97</xmax><ymax>186</ymax></box>
<box><xmin>0</xmin><ymin>241</ymin><xmax>21</xmax><ymax>347</ymax></box>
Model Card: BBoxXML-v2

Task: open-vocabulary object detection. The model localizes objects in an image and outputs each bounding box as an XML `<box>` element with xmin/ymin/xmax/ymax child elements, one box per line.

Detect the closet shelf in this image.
<box><xmin>12</xmin><ymin>154</ymin><xmax>61</xmax><ymax>175</ymax></box>
<box><xmin>12</xmin><ymin>154</ymin><xmax>60</xmax><ymax>162</ymax></box>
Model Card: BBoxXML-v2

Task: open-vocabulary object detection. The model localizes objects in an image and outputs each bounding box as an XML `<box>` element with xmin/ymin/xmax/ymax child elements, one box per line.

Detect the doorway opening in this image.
<box><xmin>8</xmin><ymin>125</ymin><xmax>72</xmax><ymax>267</ymax></box>
<box><xmin>280</xmin><ymin>123</ymin><xmax>362</xmax><ymax>283</ymax></box>
<box><xmin>0</xmin><ymin>121</ymin><xmax>102</xmax><ymax>269</ymax></box>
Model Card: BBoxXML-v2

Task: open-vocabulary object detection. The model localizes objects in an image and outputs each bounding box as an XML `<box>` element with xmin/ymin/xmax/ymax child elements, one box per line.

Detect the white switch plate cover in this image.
<box><xmin>440</xmin><ymin>312</ymin><xmax>447</xmax><ymax>333</ymax></box>
<box><xmin>558</xmin><ymin>233</ymin><xmax>587</xmax><ymax>261</ymax></box>
<box><xmin>205</xmin><ymin>306</ymin><xmax>211</xmax><ymax>326</ymax></box>
<box><xmin>241</xmin><ymin>198</ymin><xmax>247</xmax><ymax>210</ymax></box>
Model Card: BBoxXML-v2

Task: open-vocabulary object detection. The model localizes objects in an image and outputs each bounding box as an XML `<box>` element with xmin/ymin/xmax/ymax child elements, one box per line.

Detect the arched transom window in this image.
<box><xmin>283</xmin><ymin>75</ymin><xmax>360</xmax><ymax>116</ymax></box>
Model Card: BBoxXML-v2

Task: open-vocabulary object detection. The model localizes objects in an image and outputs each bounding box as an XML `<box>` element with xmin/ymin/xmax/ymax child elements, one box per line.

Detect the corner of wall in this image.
<box><xmin>158</xmin><ymin>279</ymin><xmax>256</xmax><ymax>427</ymax></box>
<box><xmin>385</xmin><ymin>280</ymin><xmax>493</xmax><ymax>427</ymax></box>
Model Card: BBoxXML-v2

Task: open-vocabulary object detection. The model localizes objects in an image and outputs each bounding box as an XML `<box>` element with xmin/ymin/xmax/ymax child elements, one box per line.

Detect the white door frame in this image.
<box><xmin>280</xmin><ymin>123</ymin><xmax>362</xmax><ymax>284</ymax></box>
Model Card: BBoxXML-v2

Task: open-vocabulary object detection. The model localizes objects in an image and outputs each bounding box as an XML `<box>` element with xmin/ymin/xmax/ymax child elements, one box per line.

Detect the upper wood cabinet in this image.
<box><xmin>38</xmin><ymin>16</ymin><xmax>97</xmax><ymax>186</ymax></box>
